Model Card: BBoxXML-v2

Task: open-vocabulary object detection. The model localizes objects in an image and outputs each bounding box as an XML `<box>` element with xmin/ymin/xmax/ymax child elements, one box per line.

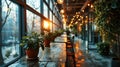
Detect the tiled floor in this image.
<box><xmin>74</xmin><ymin>37</ymin><xmax>112</xmax><ymax>67</ymax></box>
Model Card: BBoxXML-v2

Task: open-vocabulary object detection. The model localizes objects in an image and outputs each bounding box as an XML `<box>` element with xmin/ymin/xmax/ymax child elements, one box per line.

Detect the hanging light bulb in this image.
<box><xmin>60</xmin><ymin>9</ymin><xmax>64</xmax><ymax>14</ymax></box>
<box><xmin>57</xmin><ymin>0</ymin><xmax>64</xmax><ymax>4</ymax></box>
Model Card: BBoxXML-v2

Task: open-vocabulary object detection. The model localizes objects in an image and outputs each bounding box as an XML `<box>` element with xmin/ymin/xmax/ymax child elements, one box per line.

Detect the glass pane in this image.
<box><xmin>53</xmin><ymin>15</ymin><xmax>55</xmax><ymax>23</ymax></box>
<box><xmin>45</xmin><ymin>0</ymin><xmax>49</xmax><ymax>3</ymax></box>
<box><xmin>50</xmin><ymin>22</ymin><xmax>52</xmax><ymax>32</ymax></box>
<box><xmin>1</xmin><ymin>0</ymin><xmax>20</xmax><ymax>64</ymax></box>
<box><xmin>50</xmin><ymin>11</ymin><xmax>52</xmax><ymax>21</ymax></box>
<box><xmin>26</xmin><ymin>10</ymin><xmax>41</xmax><ymax>34</ymax></box>
<box><xmin>50</xmin><ymin>0</ymin><xmax>53</xmax><ymax>9</ymax></box>
<box><xmin>43</xmin><ymin>3</ymin><xmax>48</xmax><ymax>18</ymax></box>
<box><xmin>26</xmin><ymin>0</ymin><xmax>40</xmax><ymax>13</ymax></box>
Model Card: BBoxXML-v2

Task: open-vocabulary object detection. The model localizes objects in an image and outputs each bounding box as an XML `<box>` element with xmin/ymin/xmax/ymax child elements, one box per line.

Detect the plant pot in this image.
<box><xmin>25</xmin><ymin>49</ymin><xmax>39</xmax><ymax>60</ymax></box>
<box><xmin>44</xmin><ymin>40</ymin><xmax>50</xmax><ymax>47</ymax></box>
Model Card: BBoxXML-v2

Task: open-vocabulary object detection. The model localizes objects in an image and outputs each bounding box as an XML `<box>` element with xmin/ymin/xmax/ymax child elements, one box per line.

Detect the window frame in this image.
<box><xmin>0</xmin><ymin>0</ymin><xmax>63</xmax><ymax>66</ymax></box>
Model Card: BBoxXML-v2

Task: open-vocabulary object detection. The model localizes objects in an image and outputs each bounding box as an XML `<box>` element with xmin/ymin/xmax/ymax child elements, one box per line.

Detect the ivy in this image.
<box><xmin>94</xmin><ymin>0</ymin><xmax>120</xmax><ymax>41</ymax></box>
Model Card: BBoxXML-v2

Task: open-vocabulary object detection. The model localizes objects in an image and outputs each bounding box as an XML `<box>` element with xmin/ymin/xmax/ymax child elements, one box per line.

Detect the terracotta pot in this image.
<box><xmin>44</xmin><ymin>39</ymin><xmax>50</xmax><ymax>47</ymax></box>
<box><xmin>25</xmin><ymin>49</ymin><xmax>39</xmax><ymax>59</ymax></box>
<box><xmin>51</xmin><ymin>37</ymin><xmax>56</xmax><ymax>42</ymax></box>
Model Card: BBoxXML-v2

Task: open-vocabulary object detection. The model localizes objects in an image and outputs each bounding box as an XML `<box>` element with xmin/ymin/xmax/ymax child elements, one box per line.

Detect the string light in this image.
<box><xmin>60</xmin><ymin>9</ymin><xmax>64</xmax><ymax>14</ymax></box>
<box><xmin>57</xmin><ymin>0</ymin><xmax>64</xmax><ymax>4</ymax></box>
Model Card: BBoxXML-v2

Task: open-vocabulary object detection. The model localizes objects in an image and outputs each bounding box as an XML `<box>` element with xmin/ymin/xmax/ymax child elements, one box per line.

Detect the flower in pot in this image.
<box><xmin>20</xmin><ymin>32</ymin><xmax>44</xmax><ymax>60</ymax></box>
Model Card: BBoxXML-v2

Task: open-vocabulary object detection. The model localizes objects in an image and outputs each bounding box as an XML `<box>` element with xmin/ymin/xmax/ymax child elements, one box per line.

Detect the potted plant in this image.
<box><xmin>20</xmin><ymin>32</ymin><xmax>44</xmax><ymax>60</ymax></box>
<box><xmin>42</xmin><ymin>32</ymin><xmax>53</xmax><ymax>47</ymax></box>
<box><xmin>97</xmin><ymin>42</ymin><xmax>110</xmax><ymax>56</ymax></box>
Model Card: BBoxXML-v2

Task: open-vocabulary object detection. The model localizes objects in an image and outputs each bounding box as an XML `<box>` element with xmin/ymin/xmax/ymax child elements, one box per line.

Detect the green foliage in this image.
<box><xmin>13</xmin><ymin>53</ymin><xmax>18</xmax><ymax>57</ymax></box>
<box><xmin>94</xmin><ymin>0</ymin><xmax>120</xmax><ymax>42</ymax></box>
<box><xmin>20</xmin><ymin>32</ymin><xmax>44</xmax><ymax>50</ymax></box>
<box><xmin>97</xmin><ymin>42</ymin><xmax>110</xmax><ymax>55</ymax></box>
<box><xmin>42</xmin><ymin>29</ymin><xmax>64</xmax><ymax>41</ymax></box>
<box><xmin>65</xmin><ymin>28</ymin><xmax>70</xmax><ymax>35</ymax></box>
<box><xmin>70</xmin><ymin>24</ymin><xmax>79</xmax><ymax>36</ymax></box>
<box><xmin>5</xmin><ymin>49</ymin><xmax>11</xmax><ymax>58</ymax></box>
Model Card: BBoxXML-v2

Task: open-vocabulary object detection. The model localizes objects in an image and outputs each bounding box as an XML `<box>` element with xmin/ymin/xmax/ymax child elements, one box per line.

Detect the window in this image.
<box><xmin>0</xmin><ymin>0</ymin><xmax>63</xmax><ymax>66</ymax></box>
<box><xmin>50</xmin><ymin>0</ymin><xmax>53</xmax><ymax>9</ymax></box>
<box><xmin>1</xmin><ymin>0</ymin><xmax>20</xmax><ymax>64</ymax></box>
<box><xmin>26</xmin><ymin>10</ymin><xmax>41</xmax><ymax>34</ymax></box>
<box><xmin>50</xmin><ymin>11</ymin><xmax>52</xmax><ymax>21</ymax></box>
<box><xmin>26</xmin><ymin>0</ymin><xmax>41</xmax><ymax>13</ymax></box>
<box><xmin>43</xmin><ymin>3</ymin><xmax>48</xmax><ymax>18</ymax></box>
<box><xmin>45</xmin><ymin>0</ymin><xmax>49</xmax><ymax>3</ymax></box>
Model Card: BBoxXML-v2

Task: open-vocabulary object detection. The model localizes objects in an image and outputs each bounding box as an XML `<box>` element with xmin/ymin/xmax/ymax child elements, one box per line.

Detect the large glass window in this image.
<box><xmin>1</xmin><ymin>0</ymin><xmax>20</xmax><ymax>64</ymax></box>
<box><xmin>43</xmin><ymin>3</ymin><xmax>48</xmax><ymax>18</ymax></box>
<box><xmin>27</xmin><ymin>10</ymin><xmax>41</xmax><ymax>34</ymax></box>
<box><xmin>26</xmin><ymin>0</ymin><xmax>41</xmax><ymax>13</ymax></box>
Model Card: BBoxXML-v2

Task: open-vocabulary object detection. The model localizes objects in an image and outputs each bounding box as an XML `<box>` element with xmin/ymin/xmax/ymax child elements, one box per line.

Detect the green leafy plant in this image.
<box><xmin>20</xmin><ymin>32</ymin><xmax>44</xmax><ymax>50</ymax></box>
<box><xmin>97</xmin><ymin>42</ymin><xmax>110</xmax><ymax>56</ymax></box>
<box><xmin>5</xmin><ymin>49</ymin><xmax>12</xmax><ymax>58</ymax></box>
<box><xmin>94</xmin><ymin>0</ymin><xmax>120</xmax><ymax>58</ymax></box>
<box><xmin>94</xmin><ymin>0</ymin><xmax>120</xmax><ymax>42</ymax></box>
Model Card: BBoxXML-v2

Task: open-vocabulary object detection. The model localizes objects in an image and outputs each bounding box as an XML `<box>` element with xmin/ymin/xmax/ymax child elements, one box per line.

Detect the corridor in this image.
<box><xmin>0</xmin><ymin>0</ymin><xmax>120</xmax><ymax>67</ymax></box>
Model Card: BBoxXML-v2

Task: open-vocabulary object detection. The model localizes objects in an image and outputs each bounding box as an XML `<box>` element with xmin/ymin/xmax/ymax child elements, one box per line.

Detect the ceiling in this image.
<box><xmin>56</xmin><ymin>0</ymin><xmax>95</xmax><ymax>25</ymax></box>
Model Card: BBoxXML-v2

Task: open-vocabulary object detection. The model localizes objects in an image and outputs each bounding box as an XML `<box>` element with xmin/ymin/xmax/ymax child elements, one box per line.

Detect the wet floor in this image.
<box><xmin>74</xmin><ymin>37</ymin><xmax>111</xmax><ymax>67</ymax></box>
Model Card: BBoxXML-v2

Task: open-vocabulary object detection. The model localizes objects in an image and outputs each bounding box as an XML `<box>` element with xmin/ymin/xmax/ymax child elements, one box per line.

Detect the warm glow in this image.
<box><xmin>63</xmin><ymin>22</ymin><xmax>66</xmax><ymax>30</ymax></box>
<box><xmin>63</xmin><ymin>18</ymin><xmax>66</xmax><ymax>23</ymax></box>
<box><xmin>57</xmin><ymin>0</ymin><xmax>64</xmax><ymax>4</ymax></box>
<box><xmin>91</xmin><ymin>4</ymin><xmax>94</xmax><ymax>8</ymax></box>
<box><xmin>88</xmin><ymin>3</ymin><xmax>90</xmax><ymax>6</ymax></box>
<box><xmin>80</xmin><ymin>24</ymin><xmax>82</xmax><ymax>26</ymax></box>
<box><xmin>81</xmin><ymin>59</ymin><xmax>85</xmax><ymax>61</ymax></box>
<box><xmin>86</xmin><ymin>16</ymin><xmax>88</xmax><ymax>18</ymax></box>
<box><xmin>85</xmin><ymin>20</ymin><xmax>88</xmax><ymax>23</ymax></box>
<box><xmin>62</xmin><ymin>15</ymin><xmax>65</xmax><ymax>18</ymax></box>
<box><xmin>60</xmin><ymin>9</ymin><xmax>64</xmax><ymax>14</ymax></box>
<box><xmin>50</xmin><ymin>22</ymin><xmax>52</xmax><ymax>32</ymax></box>
<box><xmin>78</xmin><ymin>19</ymin><xmax>81</xmax><ymax>21</ymax></box>
<box><xmin>82</xmin><ymin>10</ymin><xmax>84</xmax><ymax>12</ymax></box>
<box><xmin>75</xmin><ymin>22</ymin><xmax>78</xmax><ymax>24</ymax></box>
<box><xmin>77</xmin><ymin>15</ymin><xmax>79</xmax><ymax>17</ymax></box>
<box><xmin>80</xmin><ymin>16</ymin><xmax>83</xmax><ymax>19</ymax></box>
<box><xmin>78</xmin><ymin>26</ymin><xmax>82</xmax><ymax>32</ymax></box>
<box><xmin>64</xmin><ymin>37</ymin><xmax>67</xmax><ymax>42</ymax></box>
<box><xmin>44</xmin><ymin>20</ymin><xmax>49</xmax><ymax>29</ymax></box>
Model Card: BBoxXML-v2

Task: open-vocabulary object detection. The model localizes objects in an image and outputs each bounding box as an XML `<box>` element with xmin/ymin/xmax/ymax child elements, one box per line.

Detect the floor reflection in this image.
<box><xmin>74</xmin><ymin>37</ymin><xmax>112</xmax><ymax>67</ymax></box>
